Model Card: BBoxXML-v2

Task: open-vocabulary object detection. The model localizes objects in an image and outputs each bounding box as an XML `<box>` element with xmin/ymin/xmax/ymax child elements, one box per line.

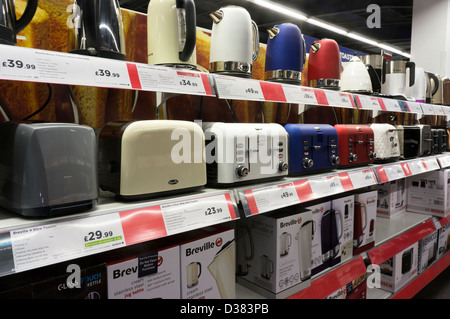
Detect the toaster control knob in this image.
<box><xmin>303</xmin><ymin>158</ymin><xmax>314</xmax><ymax>168</ymax></box>
<box><xmin>331</xmin><ymin>155</ymin><xmax>340</xmax><ymax>165</ymax></box>
<box><xmin>349</xmin><ymin>153</ymin><xmax>357</xmax><ymax>162</ymax></box>
<box><xmin>278</xmin><ymin>161</ymin><xmax>288</xmax><ymax>172</ymax></box>
<box><xmin>369</xmin><ymin>151</ymin><xmax>375</xmax><ymax>160</ymax></box>
<box><xmin>236</xmin><ymin>165</ymin><xmax>249</xmax><ymax>177</ymax></box>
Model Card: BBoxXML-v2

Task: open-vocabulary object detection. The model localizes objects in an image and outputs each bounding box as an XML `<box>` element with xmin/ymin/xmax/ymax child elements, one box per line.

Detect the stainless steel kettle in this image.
<box><xmin>68</xmin><ymin>0</ymin><xmax>126</xmax><ymax>60</ymax></box>
<box><xmin>0</xmin><ymin>0</ymin><xmax>38</xmax><ymax>45</ymax></box>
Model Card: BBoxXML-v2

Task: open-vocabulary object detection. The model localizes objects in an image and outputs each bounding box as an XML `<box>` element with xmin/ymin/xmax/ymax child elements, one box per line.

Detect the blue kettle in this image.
<box><xmin>264</xmin><ymin>23</ymin><xmax>306</xmax><ymax>84</ymax></box>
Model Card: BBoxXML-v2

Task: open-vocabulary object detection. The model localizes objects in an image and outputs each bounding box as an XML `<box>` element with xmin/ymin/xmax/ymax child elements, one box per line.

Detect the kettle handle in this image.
<box><xmin>15</xmin><ymin>0</ymin><xmax>38</xmax><ymax>34</ymax></box>
<box><xmin>406</xmin><ymin>61</ymin><xmax>415</xmax><ymax>87</ymax></box>
<box><xmin>251</xmin><ymin>20</ymin><xmax>259</xmax><ymax>62</ymax></box>
<box><xmin>428</xmin><ymin>72</ymin><xmax>440</xmax><ymax>96</ymax></box>
<box><xmin>177</xmin><ymin>0</ymin><xmax>197</xmax><ymax>62</ymax></box>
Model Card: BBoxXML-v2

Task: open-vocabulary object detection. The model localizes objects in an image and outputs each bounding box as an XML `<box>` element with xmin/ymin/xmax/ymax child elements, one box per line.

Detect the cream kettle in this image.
<box><xmin>147</xmin><ymin>0</ymin><xmax>197</xmax><ymax>69</ymax></box>
<box><xmin>340</xmin><ymin>55</ymin><xmax>372</xmax><ymax>93</ymax></box>
<box><xmin>209</xmin><ymin>6</ymin><xmax>259</xmax><ymax>78</ymax></box>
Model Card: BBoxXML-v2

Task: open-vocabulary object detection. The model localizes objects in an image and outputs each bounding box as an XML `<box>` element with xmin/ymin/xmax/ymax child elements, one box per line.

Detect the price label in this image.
<box><xmin>347</xmin><ymin>169</ymin><xmax>377</xmax><ymax>188</ymax></box>
<box><xmin>213</xmin><ymin>75</ymin><xmax>265</xmax><ymax>101</ymax></box>
<box><xmin>433</xmin><ymin>104</ymin><xmax>446</xmax><ymax>116</ymax></box>
<box><xmin>437</xmin><ymin>154</ymin><xmax>450</xmax><ymax>168</ymax></box>
<box><xmin>0</xmin><ymin>48</ymin><xmax>39</xmax><ymax>79</ymax></box>
<box><xmin>354</xmin><ymin>94</ymin><xmax>382</xmax><ymax>110</ymax></box>
<box><xmin>91</xmin><ymin>59</ymin><xmax>131</xmax><ymax>87</ymax></box>
<box><xmin>324</xmin><ymin>91</ymin><xmax>355</xmax><ymax>108</ymax></box>
<box><xmin>246</xmin><ymin>183</ymin><xmax>301</xmax><ymax>215</ymax></box>
<box><xmin>406</xmin><ymin>101</ymin><xmax>423</xmax><ymax>114</ymax></box>
<box><xmin>383</xmin><ymin>164</ymin><xmax>406</xmax><ymax>181</ymax></box>
<box><xmin>382</xmin><ymin>98</ymin><xmax>402</xmax><ymax>112</ymax></box>
<box><xmin>79</xmin><ymin>213</ymin><xmax>126</xmax><ymax>252</ymax></box>
<box><xmin>408</xmin><ymin>160</ymin><xmax>427</xmax><ymax>175</ymax></box>
<box><xmin>441</xmin><ymin>106</ymin><xmax>450</xmax><ymax>117</ymax></box>
<box><xmin>421</xmin><ymin>103</ymin><xmax>436</xmax><ymax>115</ymax></box>
<box><xmin>422</xmin><ymin>157</ymin><xmax>440</xmax><ymax>171</ymax></box>
<box><xmin>309</xmin><ymin>175</ymin><xmax>344</xmax><ymax>198</ymax></box>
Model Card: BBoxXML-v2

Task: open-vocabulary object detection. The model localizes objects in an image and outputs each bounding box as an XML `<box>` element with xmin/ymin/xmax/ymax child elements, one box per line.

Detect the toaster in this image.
<box><xmin>431</xmin><ymin>128</ymin><xmax>447</xmax><ymax>154</ymax></box>
<box><xmin>284</xmin><ymin>124</ymin><xmax>339</xmax><ymax>175</ymax></box>
<box><xmin>98</xmin><ymin>120</ymin><xmax>206</xmax><ymax>200</ymax></box>
<box><xmin>370</xmin><ymin>123</ymin><xmax>400</xmax><ymax>163</ymax></box>
<box><xmin>202</xmin><ymin>122</ymin><xmax>288</xmax><ymax>186</ymax></box>
<box><xmin>396</xmin><ymin>125</ymin><xmax>421</xmax><ymax>159</ymax></box>
<box><xmin>418</xmin><ymin>124</ymin><xmax>433</xmax><ymax>156</ymax></box>
<box><xmin>0</xmin><ymin>122</ymin><xmax>98</xmax><ymax>217</ymax></box>
<box><xmin>334</xmin><ymin>125</ymin><xmax>375</xmax><ymax>167</ymax></box>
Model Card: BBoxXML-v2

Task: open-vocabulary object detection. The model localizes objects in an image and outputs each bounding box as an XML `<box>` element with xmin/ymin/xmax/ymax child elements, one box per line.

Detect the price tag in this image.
<box><xmin>0</xmin><ymin>47</ymin><xmax>39</xmax><ymax>80</ymax></box>
<box><xmin>441</xmin><ymin>106</ymin><xmax>450</xmax><ymax>117</ymax></box>
<box><xmin>406</xmin><ymin>101</ymin><xmax>423</xmax><ymax>114</ymax></box>
<box><xmin>324</xmin><ymin>91</ymin><xmax>355</xmax><ymax>108</ymax></box>
<box><xmin>213</xmin><ymin>74</ymin><xmax>265</xmax><ymax>101</ymax></box>
<box><xmin>347</xmin><ymin>169</ymin><xmax>378</xmax><ymax>188</ymax></box>
<box><xmin>382</xmin><ymin>98</ymin><xmax>402</xmax><ymax>112</ymax></box>
<box><xmin>91</xmin><ymin>58</ymin><xmax>131</xmax><ymax>88</ymax></box>
<box><xmin>408</xmin><ymin>160</ymin><xmax>427</xmax><ymax>175</ymax></box>
<box><xmin>422</xmin><ymin>157</ymin><xmax>440</xmax><ymax>171</ymax></box>
<box><xmin>383</xmin><ymin>164</ymin><xmax>406</xmax><ymax>181</ymax></box>
<box><xmin>433</xmin><ymin>104</ymin><xmax>446</xmax><ymax>116</ymax></box>
<box><xmin>160</xmin><ymin>193</ymin><xmax>235</xmax><ymax>235</ymax></box>
<box><xmin>80</xmin><ymin>213</ymin><xmax>126</xmax><ymax>252</ymax></box>
<box><xmin>421</xmin><ymin>103</ymin><xmax>436</xmax><ymax>115</ymax></box>
<box><xmin>354</xmin><ymin>94</ymin><xmax>382</xmax><ymax>110</ymax></box>
<box><xmin>309</xmin><ymin>175</ymin><xmax>344</xmax><ymax>198</ymax></box>
<box><xmin>245</xmin><ymin>183</ymin><xmax>301</xmax><ymax>215</ymax></box>
<box><xmin>437</xmin><ymin>154</ymin><xmax>450</xmax><ymax>168</ymax></box>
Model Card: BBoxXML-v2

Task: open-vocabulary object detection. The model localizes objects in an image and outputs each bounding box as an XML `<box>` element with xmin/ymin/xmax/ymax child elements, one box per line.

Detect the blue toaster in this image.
<box><xmin>285</xmin><ymin>124</ymin><xmax>340</xmax><ymax>175</ymax></box>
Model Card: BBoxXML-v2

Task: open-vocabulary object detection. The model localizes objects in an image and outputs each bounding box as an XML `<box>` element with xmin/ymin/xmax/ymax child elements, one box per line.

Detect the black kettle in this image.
<box><xmin>0</xmin><ymin>0</ymin><xmax>38</xmax><ymax>45</ymax></box>
<box><xmin>68</xmin><ymin>0</ymin><xmax>126</xmax><ymax>60</ymax></box>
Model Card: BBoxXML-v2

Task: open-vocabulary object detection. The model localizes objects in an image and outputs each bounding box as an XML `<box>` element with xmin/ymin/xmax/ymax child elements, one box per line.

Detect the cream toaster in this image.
<box><xmin>370</xmin><ymin>123</ymin><xmax>400</xmax><ymax>163</ymax></box>
<box><xmin>98</xmin><ymin>120</ymin><xmax>206</xmax><ymax>200</ymax></box>
<box><xmin>202</xmin><ymin>122</ymin><xmax>288</xmax><ymax>186</ymax></box>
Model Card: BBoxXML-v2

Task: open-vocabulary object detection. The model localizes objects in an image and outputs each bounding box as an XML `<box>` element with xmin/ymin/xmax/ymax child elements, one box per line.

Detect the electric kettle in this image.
<box><xmin>425</xmin><ymin>72</ymin><xmax>439</xmax><ymax>103</ymax></box>
<box><xmin>68</xmin><ymin>0</ymin><xmax>126</xmax><ymax>60</ymax></box>
<box><xmin>359</xmin><ymin>54</ymin><xmax>383</xmax><ymax>93</ymax></box>
<box><xmin>0</xmin><ymin>0</ymin><xmax>38</xmax><ymax>45</ymax></box>
<box><xmin>207</xmin><ymin>240</ymin><xmax>235</xmax><ymax>299</ymax></box>
<box><xmin>279</xmin><ymin>232</ymin><xmax>292</xmax><ymax>256</ymax></box>
<box><xmin>308</xmin><ymin>38</ymin><xmax>341</xmax><ymax>90</ymax></box>
<box><xmin>236</xmin><ymin>223</ymin><xmax>254</xmax><ymax>276</ymax></box>
<box><xmin>186</xmin><ymin>261</ymin><xmax>201</xmax><ymax>288</ymax></box>
<box><xmin>381</xmin><ymin>60</ymin><xmax>415</xmax><ymax>99</ymax></box>
<box><xmin>443</xmin><ymin>77</ymin><xmax>450</xmax><ymax>106</ymax></box>
<box><xmin>353</xmin><ymin>202</ymin><xmax>367</xmax><ymax>249</ymax></box>
<box><xmin>407</xmin><ymin>66</ymin><xmax>426</xmax><ymax>102</ymax></box>
<box><xmin>209</xmin><ymin>6</ymin><xmax>259</xmax><ymax>78</ymax></box>
<box><xmin>147</xmin><ymin>0</ymin><xmax>197</xmax><ymax>69</ymax></box>
<box><xmin>431</xmin><ymin>73</ymin><xmax>443</xmax><ymax>105</ymax></box>
<box><xmin>260</xmin><ymin>255</ymin><xmax>273</xmax><ymax>280</ymax></box>
<box><xmin>297</xmin><ymin>220</ymin><xmax>313</xmax><ymax>281</ymax></box>
<box><xmin>264</xmin><ymin>23</ymin><xmax>306</xmax><ymax>84</ymax></box>
<box><xmin>321</xmin><ymin>209</ymin><xmax>343</xmax><ymax>262</ymax></box>
<box><xmin>340</xmin><ymin>55</ymin><xmax>372</xmax><ymax>93</ymax></box>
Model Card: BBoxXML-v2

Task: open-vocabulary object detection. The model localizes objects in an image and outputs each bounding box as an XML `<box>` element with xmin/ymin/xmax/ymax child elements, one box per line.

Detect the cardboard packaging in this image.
<box><xmin>418</xmin><ymin>228</ymin><xmax>438</xmax><ymax>274</ymax></box>
<box><xmin>379</xmin><ymin>242</ymin><xmax>418</xmax><ymax>293</ymax></box>
<box><xmin>236</xmin><ymin>208</ymin><xmax>312</xmax><ymax>298</ymax></box>
<box><xmin>107</xmin><ymin>245</ymin><xmax>180</xmax><ymax>299</ymax></box>
<box><xmin>353</xmin><ymin>190</ymin><xmax>377</xmax><ymax>255</ymax></box>
<box><xmin>326</xmin><ymin>272</ymin><xmax>367</xmax><ymax>299</ymax></box>
<box><xmin>330</xmin><ymin>195</ymin><xmax>354</xmax><ymax>266</ymax></box>
<box><xmin>376</xmin><ymin>179</ymin><xmax>407</xmax><ymax>218</ymax></box>
<box><xmin>180</xmin><ymin>226</ymin><xmax>235</xmax><ymax>299</ymax></box>
<box><xmin>407</xmin><ymin>169</ymin><xmax>450</xmax><ymax>218</ymax></box>
<box><xmin>437</xmin><ymin>219</ymin><xmax>449</xmax><ymax>261</ymax></box>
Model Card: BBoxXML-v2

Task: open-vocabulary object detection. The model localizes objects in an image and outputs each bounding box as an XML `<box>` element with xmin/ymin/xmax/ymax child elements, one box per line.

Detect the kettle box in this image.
<box><xmin>353</xmin><ymin>190</ymin><xmax>377</xmax><ymax>255</ymax></box>
<box><xmin>330</xmin><ymin>195</ymin><xmax>355</xmax><ymax>266</ymax></box>
<box><xmin>417</xmin><ymin>228</ymin><xmax>438</xmax><ymax>274</ymax></box>
<box><xmin>436</xmin><ymin>220</ymin><xmax>449</xmax><ymax>261</ymax></box>
<box><xmin>179</xmin><ymin>226</ymin><xmax>235</xmax><ymax>299</ymax></box>
<box><xmin>379</xmin><ymin>242</ymin><xmax>418</xmax><ymax>293</ymax></box>
<box><xmin>236</xmin><ymin>208</ymin><xmax>312</xmax><ymax>298</ymax></box>
<box><xmin>375</xmin><ymin>179</ymin><xmax>407</xmax><ymax>219</ymax></box>
<box><xmin>106</xmin><ymin>245</ymin><xmax>180</xmax><ymax>299</ymax></box>
<box><xmin>407</xmin><ymin>169</ymin><xmax>450</xmax><ymax>218</ymax></box>
<box><xmin>326</xmin><ymin>272</ymin><xmax>367</xmax><ymax>299</ymax></box>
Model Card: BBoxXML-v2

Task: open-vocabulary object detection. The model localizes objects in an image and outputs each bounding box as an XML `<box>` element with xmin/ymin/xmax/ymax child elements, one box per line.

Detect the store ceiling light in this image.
<box><xmin>247</xmin><ymin>0</ymin><xmax>411</xmax><ymax>58</ymax></box>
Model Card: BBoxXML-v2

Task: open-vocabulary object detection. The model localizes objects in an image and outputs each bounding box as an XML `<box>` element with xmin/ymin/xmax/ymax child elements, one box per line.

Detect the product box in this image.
<box><xmin>306</xmin><ymin>200</ymin><xmax>332</xmax><ymax>276</ymax></box>
<box><xmin>236</xmin><ymin>208</ymin><xmax>312</xmax><ymax>298</ymax></box>
<box><xmin>326</xmin><ymin>272</ymin><xmax>367</xmax><ymax>299</ymax></box>
<box><xmin>437</xmin><ymin>220</ymin><xmax>449</xmax><ymax>261</ymax></box>
<box><xmin>407</xmin><ymin>169</ymin><xmax>450</xmax><ymax>218</ymax></box>
<box><xmin>379</xmin><ymin>242</ymin><xmax>419</xmax><ymax>293</ymax></box>
<box><xmin>376</xmin><ymin>179</ymin><xmax>407</xmax><ymax>218</ymax></box>
<box><xmin>180</xmin><ymin>226</ymin><xmax>235</xmax><ymax>299</ymax></box>
<box><xmin>353</xmin><ymin>190</ymin><xmax>377</xmax><ymax>255</ymax></box>
<box><xmin>107</xmin><ymin>245</ymin><xmax>180</xmax><ymax>299</ymax></box>
<box><xmin>330</xmin><ymin>195</ymin><xmax>354</xmax><ymax>266</ymax></box>
<box><xmin>418</xmin><ymin>228</ymin><xmax>438</xmax><ymax>274</ymax></box>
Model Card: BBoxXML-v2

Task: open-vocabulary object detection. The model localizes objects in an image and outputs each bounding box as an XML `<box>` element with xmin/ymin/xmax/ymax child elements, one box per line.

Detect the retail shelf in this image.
<box><xmin>0</xmin><ymin>187</ymin><xmax>238</xmax><ymax>277</ymax></box>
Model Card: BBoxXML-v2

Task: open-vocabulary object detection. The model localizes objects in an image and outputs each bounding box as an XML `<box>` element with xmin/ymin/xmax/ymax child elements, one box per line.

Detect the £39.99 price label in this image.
<box><xmin>91</xmin><ymin>58</ymin><xmax>131</xmax><ymax>88</ymax></box>
<box><xmin>0</xmin><ymin>46</ymin><xmax>39</xmax><ymax>80</ymax></box>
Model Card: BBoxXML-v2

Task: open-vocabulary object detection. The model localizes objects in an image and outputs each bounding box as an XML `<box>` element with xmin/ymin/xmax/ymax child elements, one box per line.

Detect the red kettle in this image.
<box><xmin>307</xmin><ymin>39</ymin><xmax>341</xmax><ymax>90</ymax></box>
<box><xmin>353</xmin><ymin>201</ymin><xmax>367</xmax><ymax>249</ymax></box>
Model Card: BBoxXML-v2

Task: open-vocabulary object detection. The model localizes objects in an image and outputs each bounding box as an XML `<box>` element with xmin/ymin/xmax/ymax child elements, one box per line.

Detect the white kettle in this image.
<box><xmin>209</xmin><ymin>6</ymin><xmax>259</xmax><ymax>78</ymax></box>
<box><xmin>407</xmin><ymin>66</ymin><xmax>427</xmax><ymax>102</ymax></box>
<box><xmin>147</xmin><ymin>0</ymin><xmax>197</xmax><ymax>69</ymax></box>
<box><xmin>340</xmin><ymin>55</ymin><xmax>373</xmax><ymax>93</ymax></box>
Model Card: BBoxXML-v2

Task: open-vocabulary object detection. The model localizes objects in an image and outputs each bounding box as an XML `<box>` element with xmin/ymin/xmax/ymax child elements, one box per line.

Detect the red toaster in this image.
<box><xmin>334</xmin><ymin>125</ymin><xmax>375</xmax><ymax>167</ymax></box>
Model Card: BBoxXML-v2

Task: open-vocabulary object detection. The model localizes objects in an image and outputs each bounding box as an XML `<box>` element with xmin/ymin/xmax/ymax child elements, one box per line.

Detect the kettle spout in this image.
<box><xmin>267</xmin><ymin>26</ymin><xmax>280</xmax><ymax>39</ymax></box>
<box><xmin>209</xmin><ymin>10</ymin><xmax>223</xmax><ymax>24</ymax></box>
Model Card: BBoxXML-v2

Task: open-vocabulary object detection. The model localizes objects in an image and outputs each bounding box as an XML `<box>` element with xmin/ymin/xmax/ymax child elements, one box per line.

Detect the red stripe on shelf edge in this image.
<box><xmin>440</xmin><ymin>215</ymin><xmax>450</xmax><ymax>227</ymax></box>
<box><xmin>368</xmin><ymin>219</ymin><xmax>436</xmax><ymax>266</ymax></box>
<box><xmin>421</xmin><ymin>159</ymin><xmax>428</xmax><ymax>170</ymax></box>
<box><xmin>224</xmin><ymin>193</ymin><xmax>238</xmax><ymax>219</ymax></box>
<box><xmin>354</xmin><ymin>95</ymin><xmax>363</xmax><ymax>109</ymax></box>
<box><xmin>119</xmin><ymin>205</ymin><xmax>167</xmax><ymax>245</ymax></box>
<box><xmin>259</xmin><ymin>81</ymin><xmax>287</xmax><ymax>102</ymax></box>
<box><xmin>404</xmin><ymin>102</ymin><xmax>412</xmax><ymax>112</ymax></box>
<box><xmin>293</xmin><ymin>179</ymin><xmax>316</xmax><ymax>203</ymax></box>
<box><xmin>244</xmin><ymin>190</ymin><xmax>259</xmax><ymax>216</ymax></box>
<box><xmin>375</xmin><ymin>166</ymin><xmax>389</xmax><ymax>184</ymax></box>
<box><xmin>288</xmin><ymin>256</ymin><xmax>367</xmax><ymax>299</ymax></box>
<box><xmin>377</xmin><ymin>97</ymin><xmax>388</xmax><ymax>111</ymax></box>
<box><xmin>348</xmin><ymin>93</ymin><xmax>357</xmax><ymax>108</ymax></box>
<box><xmin>313</xmin><ymin>88</ymin><xmax>329</xmax><ymax>106</ymax></box>
<box><xmin>126</xmin><ymin>63</ymin><xmax>142</xmax><ymax>89</ymax></box>
<box><xmin>338</xmin><ymin>172</ymin><xmax>355</xmax><ymax>192</ymax></box>
<box><xmin>401</xmin><ymin>163</ymin><xmax>412</xmax><ymax>177</ymax></box>
<box><xmin>200</xmin><ymin>73</ymin><xmax>214</xmax><ymax>96</ymax></box>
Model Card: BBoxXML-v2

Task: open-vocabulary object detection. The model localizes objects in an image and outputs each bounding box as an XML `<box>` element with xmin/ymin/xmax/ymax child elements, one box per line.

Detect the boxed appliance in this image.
<box><xmin>370</xmin><ymin>123</ymin><xmax>400</xmax><ymax>163</ymax></box>
<box><xmin>180</xmin><ymin>225</ymin><xmax>235</xmax><ymax>299</ymax></box>
<box><xmin>306</xmin><ymin>200</ymin><xmax>333</xmax><ymax>275</ymax></box>
<box><xmin>407</xmin><ymin>169</ymin><xmax>450</xmax><ymax>218</ymax></box>
<box><xmin>330</xmin><ymin>195</ymin><xmax>354</xmax><ymax>266</ymax></box>
<box><xmin>376</xmin><ymin>179</ymin><xmax>407</xmax><ymax>218</ymax></box>
<box><xmin>284</xmin><ymin>124</ymin><xmax>340</xmax><ymax>176</ymax></box>
<box><xmin>202</xmin><ymin>122</ymin><xmax>288</xmax><ymax>186</ymax></box>
<box><xmin>107</xmin><ymin>245</ymin><xmax>180</xmax><ymax>299</ymax></box>
<box><xmin>437</xmin><ymin>219</ymin><xmax>449</xmax><ymax>261</ymax></box>
<box><xmin>334</xmin><ymin>124</ymin><xmax>375</xmax><ymax>167</ymax></box>
<box><xmin>353</xmin><ymin>190</ymin><xmax>377</xmax><ymax>255</ymax></box>
<box><xmin>379</xmin><ymin>242</ymin><xmax>419</xmax><ymax>293</ymax></box>
<box><xmin>326</xmin><ymin>272</ymin><xmax>367</xmax><ymax>299</ymax></box>
<box><xmin>98</xmin><ymin>120</ymin><xmax>206</xmax><ymax>200</ymax></box>
<box><xmin>417</xmin><ymin>228</ymin><xmax>438</xmax><ymax>274</ymax></box>
<box><xmin>236</xmin><ymin>208</ymin><xmax>312</xmax><ymax>298</ymax></box>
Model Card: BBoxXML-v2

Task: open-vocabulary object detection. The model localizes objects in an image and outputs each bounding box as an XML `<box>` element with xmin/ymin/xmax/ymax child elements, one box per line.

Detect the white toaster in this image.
<box><xmin>370</xmin><ymin>123</ymin><xmax>400</xmax><ymax>162</ymax></box>
<box><xmin>202</xmin><ymin>122</ymin><xmax>288</xmax><ymax>186</ymax></box>
<box><xmin>98</xmin><ymin>120</ymin><xmax>206</xmax><ymax>200</ymax></box>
